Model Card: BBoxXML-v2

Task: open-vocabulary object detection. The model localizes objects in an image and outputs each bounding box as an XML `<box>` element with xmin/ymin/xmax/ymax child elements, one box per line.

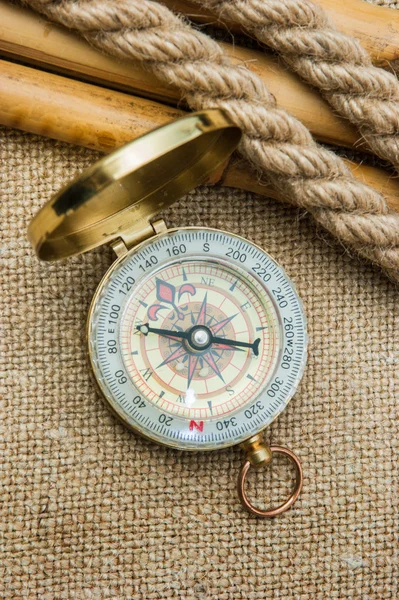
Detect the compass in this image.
<box><xmin>28</xmin><ymin>110</ymin><xmax>307</xmax><ymax>517</ymax></box>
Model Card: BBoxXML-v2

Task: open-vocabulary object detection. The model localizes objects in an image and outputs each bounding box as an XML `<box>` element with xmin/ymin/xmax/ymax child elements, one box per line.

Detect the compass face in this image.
<box><xmin>88</xmin><ymin>228</ymin><xmax>307</xmax><ymax>450</ymax></box>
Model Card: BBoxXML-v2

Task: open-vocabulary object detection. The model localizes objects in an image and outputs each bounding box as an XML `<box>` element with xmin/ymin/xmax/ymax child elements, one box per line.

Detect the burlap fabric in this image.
<box><xmin>2</xmin><ymin>0</ymin><xmax>399</xmax><ymax>593</ymax></box>
<box><xmin>1</xmin><ymin>121</ymin><xmax>398</xmax><ymax>599</ymax></box>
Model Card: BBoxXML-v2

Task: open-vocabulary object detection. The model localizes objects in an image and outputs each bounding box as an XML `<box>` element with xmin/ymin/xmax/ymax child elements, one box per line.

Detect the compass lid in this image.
<box><xmin>28</xmin><ymin>109</ymin><xmax>242</xmax><ymax>261</ymax></box>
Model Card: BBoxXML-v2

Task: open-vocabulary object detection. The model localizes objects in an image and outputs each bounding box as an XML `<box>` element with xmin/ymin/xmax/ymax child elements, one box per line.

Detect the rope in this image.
<box><xmin>196</xmin><ymin>0</ymin><xmax>399</xmax><ymax>172</ymax></box>
<box><xmin>24</xmin><ymin>0</ymin><xmax>399</xmax><ymax>281</ymax></box>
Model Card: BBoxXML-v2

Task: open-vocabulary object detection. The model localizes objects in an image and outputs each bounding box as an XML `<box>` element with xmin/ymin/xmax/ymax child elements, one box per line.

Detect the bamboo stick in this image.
<box><xmin>0</xmin><ymin>0</ymin><xmax>360</xmax><ymax>150</ymax></box>
<box><xmin>164</xmin><ymin>0</ymin><xmax>399</xmax><ymax>65</ymax></box>
<box><xmin>0</xmin><ymin>59</ymin><xmax>182</xmax><ymax>152</ymax></box>
<box><xmin>1</xmin><ymin>58</ymin><xmax>399</xmax><ymax>213</ymax></box>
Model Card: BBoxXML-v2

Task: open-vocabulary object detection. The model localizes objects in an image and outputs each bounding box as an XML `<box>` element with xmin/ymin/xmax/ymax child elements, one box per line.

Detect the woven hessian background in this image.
<box><xmin>1</xmin><ymin>4</ymin><xmax>399</xmax><ymax>599</ymax></box>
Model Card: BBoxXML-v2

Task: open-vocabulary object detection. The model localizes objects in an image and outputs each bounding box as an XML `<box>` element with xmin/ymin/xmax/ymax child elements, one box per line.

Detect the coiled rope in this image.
<box><xmin>196</xmin><ymin>0</ymin><xmax>399</xmax><ymax>172</ymax></box>
<box><xmin>24</xmin><ymin>0</ymin><xmax>399</xmax><ymax>280</ymax></box>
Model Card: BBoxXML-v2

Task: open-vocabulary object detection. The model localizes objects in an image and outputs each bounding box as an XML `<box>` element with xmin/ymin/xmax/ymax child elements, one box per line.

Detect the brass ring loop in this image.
<box><xmin>237</xmin><ymin>445</ymin><xmax>303</xmax><ymax>518</ymax></box>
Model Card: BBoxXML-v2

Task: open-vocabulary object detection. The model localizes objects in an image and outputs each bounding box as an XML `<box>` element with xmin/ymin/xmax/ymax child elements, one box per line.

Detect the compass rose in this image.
<box><xmin>138</xmin><ymin>291</ymin><xmax>260</xmax><ymax>389</ymax></box>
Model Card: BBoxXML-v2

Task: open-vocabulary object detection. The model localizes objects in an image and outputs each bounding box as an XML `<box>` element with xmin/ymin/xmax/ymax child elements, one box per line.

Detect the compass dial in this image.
<box><xmin>88</xmin><ymin>228</ymin><xmax>307</xmax><ymax>450</ymax></box>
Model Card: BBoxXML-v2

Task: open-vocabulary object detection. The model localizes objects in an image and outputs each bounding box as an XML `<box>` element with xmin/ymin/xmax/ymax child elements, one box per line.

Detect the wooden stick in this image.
<box><xmin>0</xmin><ymin>0</ymin><xmax>360</xmax><ymax>150</ymax></box>
<box><xmin>1</xmin><ymin>58</ymin><xmax>399</xmax><ymax>213</ymax></box>
<box><xmin>0</xmin><ymin>59</ymin><xmax>183</xmax><ymax>152</ymax></box>
<box><xmin>164</xmin><ymin>0</ymin><xmax>399</xmax><ymax>65</ymax></box>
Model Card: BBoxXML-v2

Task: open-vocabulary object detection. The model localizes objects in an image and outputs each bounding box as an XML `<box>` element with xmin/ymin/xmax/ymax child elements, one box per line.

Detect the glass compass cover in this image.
<box><xmin>88</xmin><ymin>228</ymin><xmax>307</xmax><ymax>451</ymax></box>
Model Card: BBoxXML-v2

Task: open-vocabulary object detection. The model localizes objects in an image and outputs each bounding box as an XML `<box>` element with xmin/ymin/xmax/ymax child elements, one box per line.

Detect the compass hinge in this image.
<box><xmin>109</xmin><ymin>218</ymin><xmax>168</xmax><ymax>257</ymax></box>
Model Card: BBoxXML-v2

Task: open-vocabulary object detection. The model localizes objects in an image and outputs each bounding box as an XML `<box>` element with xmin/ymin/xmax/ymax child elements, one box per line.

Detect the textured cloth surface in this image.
<box><xmin>1</xmin><ymin>125</ymin><xmax>398</xmax><ymax>600</ymax></box>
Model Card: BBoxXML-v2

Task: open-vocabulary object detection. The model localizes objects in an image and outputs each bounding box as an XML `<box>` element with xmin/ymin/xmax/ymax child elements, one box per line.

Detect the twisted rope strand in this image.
<box><xmin>194</xmin><ymin>0</ymin><xmax>399</xmax><ymax>172</ymax></box>
<box><xmin>24</xmin><ymin>0</ymin><xmax>399</xmax><ymax>280</ymax></box>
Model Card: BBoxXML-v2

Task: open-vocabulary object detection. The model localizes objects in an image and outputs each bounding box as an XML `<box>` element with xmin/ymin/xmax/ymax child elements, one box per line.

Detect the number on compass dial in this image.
<box><xmin>120</xmin><ymin>261</ymin><xmax>280</xmax><ymax>420</ymax></box>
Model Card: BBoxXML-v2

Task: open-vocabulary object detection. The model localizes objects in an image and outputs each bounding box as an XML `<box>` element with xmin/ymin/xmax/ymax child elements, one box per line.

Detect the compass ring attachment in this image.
<box><xmin>237</xmin><ymin>440</ymin><xmax>303</xmax><ymax>518</ymax></box>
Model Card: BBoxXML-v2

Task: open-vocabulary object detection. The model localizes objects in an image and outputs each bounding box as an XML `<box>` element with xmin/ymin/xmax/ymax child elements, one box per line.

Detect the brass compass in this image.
<box><xmin>29</xmin><ymin>110</ymin><xmax>307</xmax><ymax>517</ymax></box>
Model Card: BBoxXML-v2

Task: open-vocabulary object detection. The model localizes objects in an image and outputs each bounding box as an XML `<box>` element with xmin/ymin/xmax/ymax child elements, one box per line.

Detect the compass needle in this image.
<box><xmin>137</xmin><ymin>323</ymin><xmax>189</xmax><ymax>342</ymax></box>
